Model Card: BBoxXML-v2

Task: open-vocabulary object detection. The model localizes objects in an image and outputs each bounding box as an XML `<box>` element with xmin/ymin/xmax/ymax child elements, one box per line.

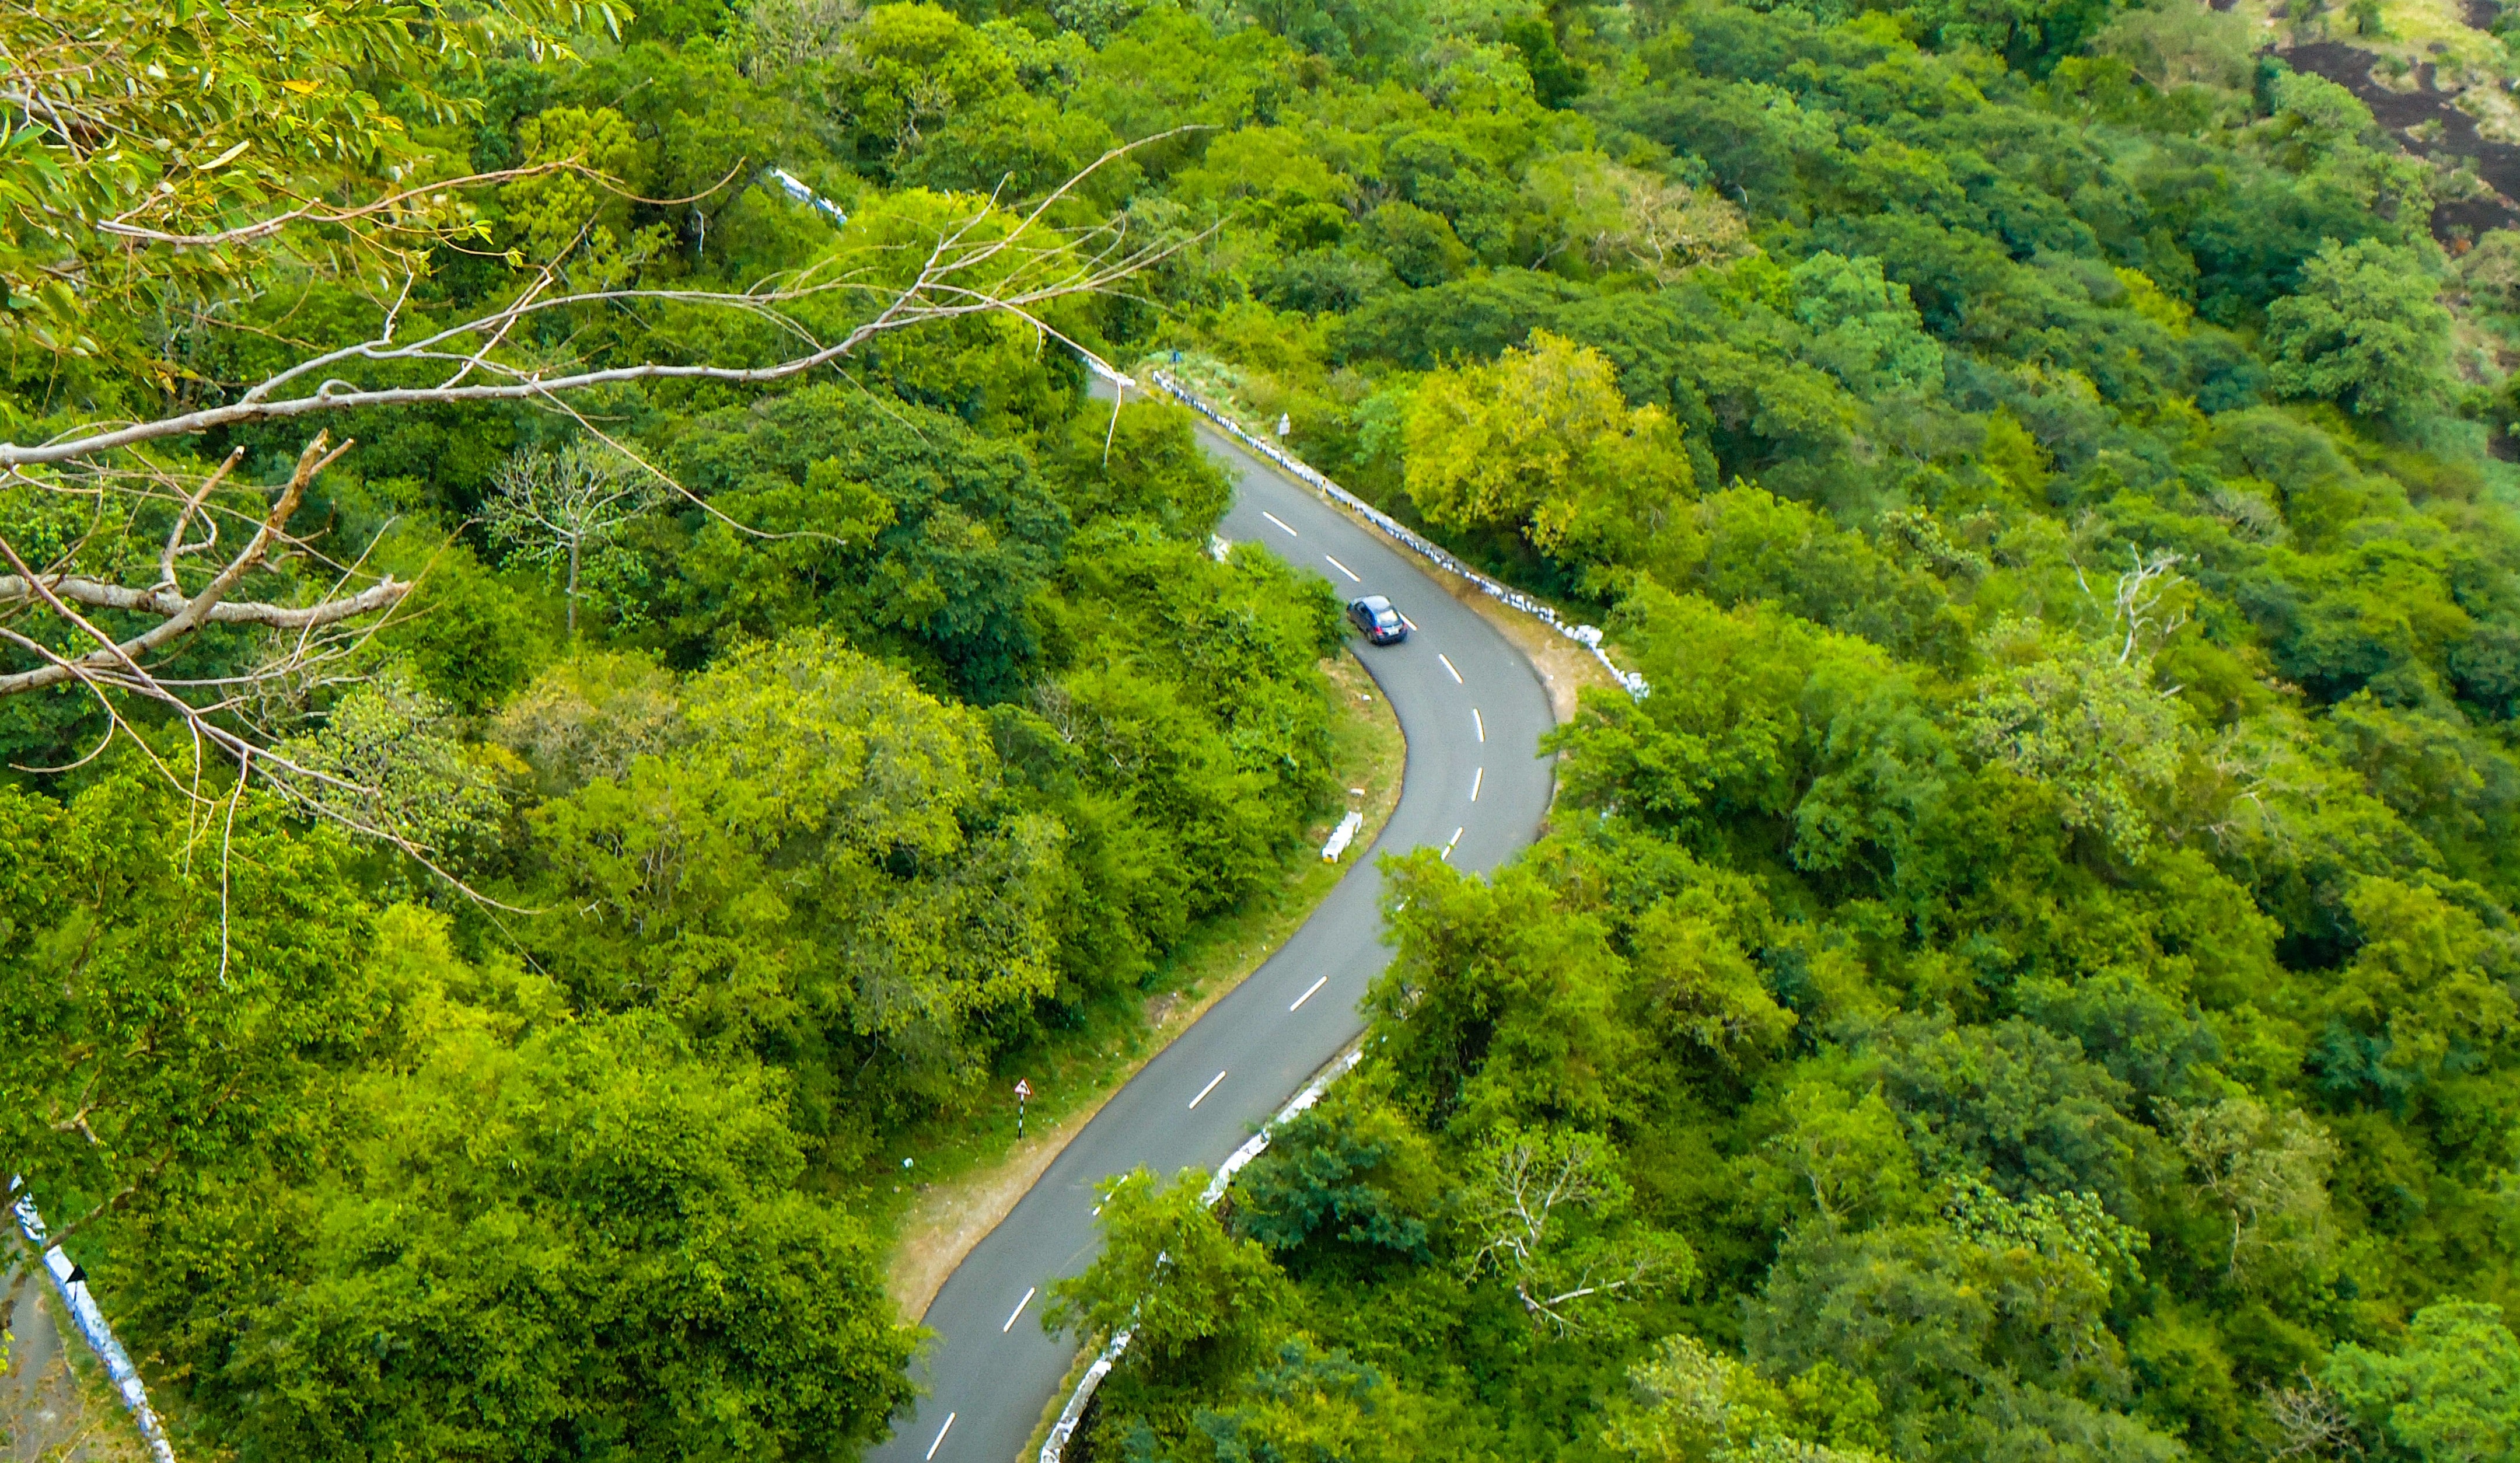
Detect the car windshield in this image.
<box><xmin>1375</xmin><ymin>612</ymin><xmax>1399</xmax><ymax>627</ymax></box>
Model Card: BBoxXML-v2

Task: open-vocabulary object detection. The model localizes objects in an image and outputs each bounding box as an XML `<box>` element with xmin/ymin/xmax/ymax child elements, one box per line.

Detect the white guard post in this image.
<box><xmin>1321</xmin><ymin>809</ymin><xmax>1364</xmax><ymax>862</ymax></box>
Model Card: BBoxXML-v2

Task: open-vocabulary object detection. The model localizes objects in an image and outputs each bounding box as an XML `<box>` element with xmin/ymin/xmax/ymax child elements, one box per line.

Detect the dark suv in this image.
<box><xmin>1345</xmin><ymin>595</ymin><xmax>1407</xmax><ymax>645</ymax></box>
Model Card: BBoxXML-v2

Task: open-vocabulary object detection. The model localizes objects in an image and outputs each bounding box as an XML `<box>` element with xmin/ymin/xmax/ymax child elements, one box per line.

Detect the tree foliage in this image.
<box><xmin>1037</xmin><ymin>0</ymin><xmax>2520</xmax><ymax>1454</ymax></box>
<box><xmin>11</xmin><ymin>0</ymin><xmax>2520</xmax><ymax>1458</ymax></box>
<box><xmin>2266</xmin><ymin>241</ymin><xmax>2454</xmax><ymax>419</ymax></box>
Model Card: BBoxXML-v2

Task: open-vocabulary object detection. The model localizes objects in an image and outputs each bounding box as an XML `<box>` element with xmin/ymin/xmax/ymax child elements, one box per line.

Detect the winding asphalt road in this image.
<box><xmin>866</xmin><ymin>415</ymin><xmax>1557</xmax><ymax>1463</ymax></box>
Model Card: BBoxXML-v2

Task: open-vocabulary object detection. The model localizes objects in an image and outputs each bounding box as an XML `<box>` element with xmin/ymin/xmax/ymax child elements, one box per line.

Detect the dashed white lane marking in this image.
<box><xmin>1437</xmin><ymin>653</ymin><xmax>1462</xmax><ymax>683</ymax></box>
<box><xmin>1324</xmin><ymin>554</ymin><xmax>1361</xmax><ymax>583</ymax></box>
<box><xmin>1474</xmin><ymin>708</ymin><xmax>1485</xmax><ymax>742</ymax></box>
<box><xmin>1471</xmin><ymin>767</ymin><xmax>1484</xmax><ymax>802</ymax></box>
<box><xmin>1291</xmin><ymin>976</ymin><xmax>1329</xmax><ymax>1010</ymax></box>
<box><xmin>1261</xmin><ymin>510</ymin><xmax>1298</xmax><ymax>536</ymax></box>
<box><xmin>1399</xmin><ymin>613</ymin><xmax>1418</xmax><ymax>631</ymax></box>
<box><xmin>1190</xmin><ymin>1070</ymin><xmax>1228</xmax><ymax>1108</ymax></box>
<box><xmin>1002</xmin><ymin>1287</ymin><xmax>1036</xmax><ymax>1333</ymax></box>
<box><xmin>1442</xmin><ymin>826</ymin><xmax>1464</xmax><ymax>860</ymax></box>
<box><xmin>926</xmin><ymin>1413</ymin><xmax>957</xmax><ymax>1460</ymax></box>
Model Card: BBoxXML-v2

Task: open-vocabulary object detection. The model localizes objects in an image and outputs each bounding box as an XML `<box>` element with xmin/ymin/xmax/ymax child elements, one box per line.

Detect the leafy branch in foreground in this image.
<box><xmin>0</xmin><ymin>129</ymin><xmax>1189</xmax><ymax>871</ymax></box>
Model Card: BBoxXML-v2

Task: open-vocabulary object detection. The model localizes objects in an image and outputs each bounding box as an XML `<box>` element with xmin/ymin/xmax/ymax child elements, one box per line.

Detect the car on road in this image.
<box><xmin>1345</xmin><ymin>594</ymin><xmax>1407</xmax><ymax>644</ymax></box>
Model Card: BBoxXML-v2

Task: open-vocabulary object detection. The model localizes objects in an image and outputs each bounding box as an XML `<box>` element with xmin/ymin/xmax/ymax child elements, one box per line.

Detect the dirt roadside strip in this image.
<box><xmin>880</xmin><ymin>387</ymin><xmax>1630</xmax><ymax>1326</ymax></box>
<box><xmin>2</xmin><ymin>1279</ymin><xmax>151</xmax><ymax>1462</ymax></box>
<box><xmin>1401</xmin><ymin>542</ymin><xmax>1620</xmax><ymax>725</ymax></box>
<box><xmin>881</xmin><ymin>651</ymin><xmax>1406</xmax><ymax>1324</ymax></box>
<box><xmin>878</xmin><ymin>420</ymin><xmax>1626</xmax><ymax>1326</ymax></box>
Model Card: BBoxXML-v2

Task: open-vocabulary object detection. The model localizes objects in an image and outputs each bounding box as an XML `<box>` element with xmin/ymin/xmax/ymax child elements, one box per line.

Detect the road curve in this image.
<box><xmin>866</xmin><ymin>418</ymin><xmax>1557</xmax><ymax>1463</ymax></box>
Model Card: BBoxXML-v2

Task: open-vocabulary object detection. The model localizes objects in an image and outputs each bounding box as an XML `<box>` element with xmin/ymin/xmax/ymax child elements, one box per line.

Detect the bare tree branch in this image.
<box><xmin>0</xmin><ymin>576</ymin><xmax>408</xmax><ymax>633</ymax></box>
<box><xmin>2265</xmin><ymin>1374</ymin><xmax>2362</xmax><ymax>1459</ymax></box>
<box><xmin>0</xmin><ymin>136</ymin><xmax>1190</xmax><ymax>915</ymax></box>
<box><xmin>2</xmin><ymin>134</ymin><xmax>1207</xmax><ymax>470</ymax></box>
<box><xmin>156</xmin><ymin>446</ymin><xmax>243</xmax><ymax>585</ymax></box>
<box><xmin>2076</xmin><ymin>544</ymin><xmax>2189</xmax><ymax>665</ymax></box>
<box><xmin>0</xmin><ymin>434</ymin><xmax>382</xmax><ymax>695</ymax></box>
<box><xmin>93</xmin><ymin>161</ymin><xmax>580</xmax><ymax>250</ymax></box>
<box><xmin>1464</xmin><ymin>1128</ymin><xmax>1676</xmax><ymax>1333</ymax></box>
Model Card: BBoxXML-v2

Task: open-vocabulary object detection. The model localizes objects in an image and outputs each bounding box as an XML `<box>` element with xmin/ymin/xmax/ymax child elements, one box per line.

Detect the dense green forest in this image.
<box><xmin>1019</xmin><ymin>0</ymin><xmax>2520</xmax><ymax>1459</ymax></box>
<box><xmin>3</xmin><ymin>0</ymin><xmax>1356</xmax><ymax>1453</ymax></box>
<box><xmin>5</xmin><ymin>0</ymin><xmax>2520</xmax><ymax>1455</ymax></box>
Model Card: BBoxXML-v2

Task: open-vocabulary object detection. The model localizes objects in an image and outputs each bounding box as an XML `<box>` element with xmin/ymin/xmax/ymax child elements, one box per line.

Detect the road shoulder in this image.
<box><xmin>1183</xmin><ymin>420</ymin><xmax>1620</xmax><ymax>726</ymax></box>
<box><xmin>879</xmin><ymin>650</ymin><xmax>1404</xmax><ymax>1323</ymax></box>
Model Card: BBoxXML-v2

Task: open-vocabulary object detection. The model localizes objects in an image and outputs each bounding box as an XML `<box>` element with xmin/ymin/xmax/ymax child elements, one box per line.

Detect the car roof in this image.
<box><xmin>1357</xmin><ymin>595</ymin><xmax>1393</xmax><ymax>610</ymax></box>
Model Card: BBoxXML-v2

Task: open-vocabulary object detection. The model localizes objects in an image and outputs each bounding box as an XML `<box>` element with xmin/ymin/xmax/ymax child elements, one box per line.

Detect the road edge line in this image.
<box><xmin>882</xmin><ymin>648</ymin><xmax>1403</xmax><ymax>1325</ymax></box>
<box><xmin>1030</xmin><ymin>1041</ymin><xmax>1369</xmax><ymax>1463</ymax></box>
<box><xmin>1144</xmin><ymin>370</ymin><xmax>1649</xmax><ymax>702</ymax></box>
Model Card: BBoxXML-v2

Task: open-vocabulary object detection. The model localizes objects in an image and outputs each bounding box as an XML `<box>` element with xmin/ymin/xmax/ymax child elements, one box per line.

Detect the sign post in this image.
<box><xmin>1015</xmin><ymin>1078</ymin><xmax>1033</xmax><ymax>1139</ymax></box>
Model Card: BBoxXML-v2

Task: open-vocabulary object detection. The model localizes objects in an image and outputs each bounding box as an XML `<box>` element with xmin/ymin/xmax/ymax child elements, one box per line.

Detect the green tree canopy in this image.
<box><xmin>2265</xmin><ymin>240</ymin><xmax>2453</xmax><ymax>418</ymax></box>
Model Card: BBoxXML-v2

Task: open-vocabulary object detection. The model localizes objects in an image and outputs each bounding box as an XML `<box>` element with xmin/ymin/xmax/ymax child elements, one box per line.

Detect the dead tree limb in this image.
<box><xmin>0</xmin><ymin>435</ymin><xmax>387</xmax><ymax>696</ymax></box>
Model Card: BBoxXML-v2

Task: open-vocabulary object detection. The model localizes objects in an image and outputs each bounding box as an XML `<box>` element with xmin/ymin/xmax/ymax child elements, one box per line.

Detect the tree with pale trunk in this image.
<box><xmin>483</xmin><ymin>443</ymin><xmax>662</xmax><ymax>636</ymax></box>
<box><xmin>2160</xmin><ymin>1095</ymin><xmax>2337</xmax><ymax>1283</ymax></box>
